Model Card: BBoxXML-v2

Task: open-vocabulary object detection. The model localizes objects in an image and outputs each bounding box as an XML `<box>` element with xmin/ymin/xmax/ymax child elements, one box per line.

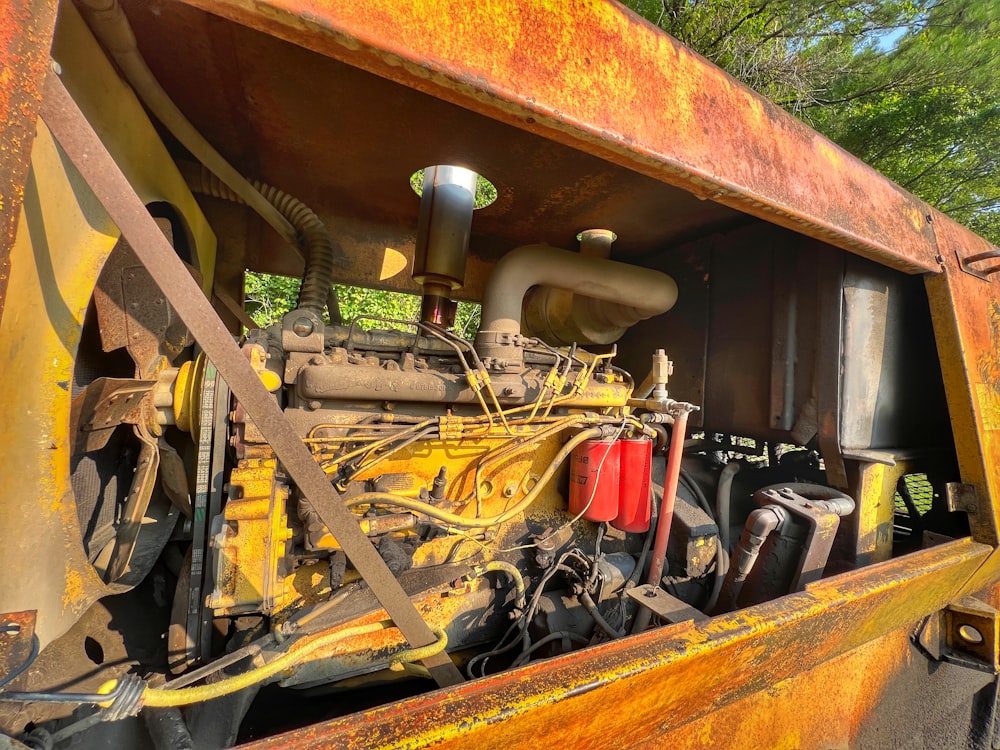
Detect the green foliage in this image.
<box><xmin>244</xmin><ymin>271</ymin><xmax>300</xmax><ymax>327</ymax></box>
<box><xmin>244</xmin><ymin>272</ymin><xmax>482</xmax><ymax>337</ymax></box>
<box><xmin>622</xmin><ymin>0</ymin><xmax>1000</xmax><ymax>243</ymax></box>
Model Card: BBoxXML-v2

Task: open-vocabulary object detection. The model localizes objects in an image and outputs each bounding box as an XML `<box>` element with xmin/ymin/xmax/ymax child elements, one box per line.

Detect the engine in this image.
<box><xmin>147</xmin><ymin>165</ymin><xmax>856</xmax><ymax>693</ymax></box>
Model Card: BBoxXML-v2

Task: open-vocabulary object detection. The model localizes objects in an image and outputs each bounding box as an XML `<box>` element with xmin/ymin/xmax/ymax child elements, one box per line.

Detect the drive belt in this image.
<box><xmin>40</xmin><ymin>71</ymin><xmax>464</xmax><ymax>687</ymax></box>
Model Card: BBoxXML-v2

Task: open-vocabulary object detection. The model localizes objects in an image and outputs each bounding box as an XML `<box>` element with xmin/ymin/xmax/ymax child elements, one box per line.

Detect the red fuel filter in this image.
<box><xmin>613</xmin><ymin>438</ymin><xmax>653</xmax><ymax>533</ymax></box>
<box><xmin>569</xmin><ymin>439</ymin><xmax>620</xmax><ymax>522</ymax></box>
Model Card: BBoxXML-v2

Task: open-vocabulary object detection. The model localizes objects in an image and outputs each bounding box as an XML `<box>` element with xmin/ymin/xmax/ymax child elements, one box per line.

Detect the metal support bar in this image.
<box><xmin>39</xmin><ymin>71</ymin><xmax>463</xmax><ymax>687</ymax></box>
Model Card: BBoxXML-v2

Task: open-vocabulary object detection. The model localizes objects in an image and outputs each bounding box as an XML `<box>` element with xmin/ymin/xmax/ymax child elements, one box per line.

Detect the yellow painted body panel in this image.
<box><xmin>0</xmin><ymin>4</ymin><xmax>216</xmax><ymax>644</ymax></box>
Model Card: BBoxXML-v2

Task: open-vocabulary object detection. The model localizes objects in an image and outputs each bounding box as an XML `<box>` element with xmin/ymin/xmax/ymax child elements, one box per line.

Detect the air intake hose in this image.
<box><xmin>182</xmin><ymin>165</ymin><xmax>340</xmax><ymax>321</ymax></box>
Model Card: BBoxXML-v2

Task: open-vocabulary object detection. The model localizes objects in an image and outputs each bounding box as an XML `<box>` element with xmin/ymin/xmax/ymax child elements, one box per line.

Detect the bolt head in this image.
<box><xmin>292</xmin><ymin>317</ymin><xmax>314</xmax><ymax>336</ymax></box>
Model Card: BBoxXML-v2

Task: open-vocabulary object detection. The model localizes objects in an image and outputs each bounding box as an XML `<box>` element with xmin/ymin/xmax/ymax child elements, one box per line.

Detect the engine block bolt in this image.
<box><xmin>292</xmin><ymin>317</ymin><xmax>315</xmax><ymax>336</ymax></box>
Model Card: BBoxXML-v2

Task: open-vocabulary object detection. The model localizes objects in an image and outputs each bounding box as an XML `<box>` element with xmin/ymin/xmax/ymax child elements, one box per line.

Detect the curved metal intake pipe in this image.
<box><xmin>475</xmin><ymin>244</ymin><xmax>678</xmax><ymax>368</ymax></box>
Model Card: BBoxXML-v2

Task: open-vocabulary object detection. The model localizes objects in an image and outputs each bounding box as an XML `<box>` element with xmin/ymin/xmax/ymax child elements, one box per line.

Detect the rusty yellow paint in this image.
<box><xmin>0</xmin><ymin>4</ymin><xmax>217</xmax><ymax>645</ymax></box>
<box><xmin>209</xmin><ymin>457</ymin><xmax>294</xmax><ymax>614</ymax></box>
<box><xmin>50</xmin><ymin>5</ymin><xmax>217</xmax><ymax>286</ymax></box>
<box><xmin>247</xmin><ymin>537</ymin><xmax>990</xmax><ymax>748</ymax></box>
<box><xmin>279</xmin><ymin>582</ymin><xmax>480</xmax><ymax>688</ymax></box>
<box><xmin>172</xmin><ymin>355</ymin><xmax>204</xmax><ymax>434</ymax></box>
<box><xmin>231</xmin><ymin>429</ymin><xmax>569</xmax><ymax>616</ymax></box>
<box><xmin>182</xmin><ymin>0</ymin><xmax>941</xmax><ymax>275</ymax></box>
<box><xmin>976</xmin><ymin>383</ymin><xmax>1000</xmax><ymax>432</ymax></box>
<box><xmin>351</xmin><ymin>433</ymin><xmax>567</xmax><ymax>567</ymax></box>
<box><xmin>925</xmin><ymin>212</ymin><xmax>1000</xmax><ymax>571</ymax></box>
<box><xmin>848</xmin><ymin>461</ymin><xmax>910</xmax><ymax>566</ymax></box>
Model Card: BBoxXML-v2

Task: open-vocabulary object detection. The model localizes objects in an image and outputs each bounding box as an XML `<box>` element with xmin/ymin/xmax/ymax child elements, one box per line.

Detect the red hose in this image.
<box><xmin>645</xmin><ymin>410</ymin><xmax>688</xmax><ymax>588</ymax></box>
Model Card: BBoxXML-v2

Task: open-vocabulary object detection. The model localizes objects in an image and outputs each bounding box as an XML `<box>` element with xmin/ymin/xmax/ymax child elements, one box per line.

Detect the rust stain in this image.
<box><xmin>0</xmin><ymin>0</ymin><xmax>58</xmax><ymax>322</ymax></box>
<box><xmin>239</xmin><ymin>538</ymin><xmax>988</xmax><ymax>748</ymax></box>
<box><xmin>924</xmin><ymin>209</ymin><xmax>1000</xmax><ymax>592</ymax></box>
<box><xmin>180</xmin><ymin>0</ymin><xmax>942</xmax><ymax>275</ymax></box>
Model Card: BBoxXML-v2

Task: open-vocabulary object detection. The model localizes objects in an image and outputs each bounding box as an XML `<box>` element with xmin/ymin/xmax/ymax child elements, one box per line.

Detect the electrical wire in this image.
<box><xmin>509</xmin><ymin>631</ymin><xmax>589</xmax><ymax>669</ymax></box>
<box><xmin>346</xmin><ymin>427</ymin><xmax>604</xmax><ymax>529</ymax></box>
<box><xmin>0</xmin><ymin>633</ymin><xmax>38</xmax><ymax>689</ymax></box>
<box><xmin>579</xmin><ymin>590</ymin><xmax>624</xmax><ymax>639</ymax></box>
<box><xmin>703</xmin><ymin>547</ymin><xmax>729</xmax><ymax>613</ymax></box>
<box><xmin>1</xmin><ymin>621</ymin><xmax>448</xmax><ymax>713</ymax></box>
<box><xmin>466</xmin><ymin>553</ymin><xmax>584</xmax><ymax>679</ymax></box>
<box><xmin>554</xmin><ymin>419</ymin><xmax>628</xmax><ymax>533</ymax></box>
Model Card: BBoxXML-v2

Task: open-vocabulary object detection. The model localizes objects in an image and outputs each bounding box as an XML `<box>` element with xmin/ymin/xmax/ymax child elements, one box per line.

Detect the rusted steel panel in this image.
<box><xmin>179</xmin><ymin>0</ymin><xmax>940</xmax><ymax>275</ymax></box>
<box><xmin>925</xmin><ymin>209</ymin><xmax>1000</xmax><ymax>595</ymax></box>
<box><xmin>242</xmin><ymin>538</ymin><xmax>988</xmax><ymax>748</ymax></box>
<box><xmin>0</xmin><ymin>610</ymin><xmax>36</xmax><ymax>689</ymax></box>
<box><xmin>0</xmin><ymin>0</ymin><xmax>58</xmax><ymax>320</ymax></box>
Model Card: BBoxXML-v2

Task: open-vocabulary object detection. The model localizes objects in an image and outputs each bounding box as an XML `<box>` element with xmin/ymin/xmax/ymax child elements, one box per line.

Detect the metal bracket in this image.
<box><xmin>105</xmin><ymin>421</ymin><xmax>161</xmax><ymax>582</ymax></box>
<box><xmin>625</xmin><ymin>584</ymin><xmax>708</xmax><ymax>624</ymax></box>
<box><xmin>0</xmin><ymin>610</ymin><xmax>37</xmax><ymax>688</ymax></box>
<box><xmin>281</xmin><ymin>308</ymin><xmax>325</xmax><ymax>354</ymax></box>
<box><xmin>918</xmin><ymin>597</ymin><xmax>1000</xmax><ymax>674</ymax></box>
<box><xmin>945</xmin><ymin>482</ymin><xmax>979</xmax><ymax>514</ymax></box>
<box><xmin>72</xmin><ymin>377</ymin><xmax>154</xmax><ymax>453</ymax></box>
<box><xmin>958</xmin><ymin>247</ymin><xmax>1000</xmax><ymax>281</ymax></box>
<box><xmin>943</xmin><ymin>482</ymin><xmax>998</xmax><ymax>546</ymax></box>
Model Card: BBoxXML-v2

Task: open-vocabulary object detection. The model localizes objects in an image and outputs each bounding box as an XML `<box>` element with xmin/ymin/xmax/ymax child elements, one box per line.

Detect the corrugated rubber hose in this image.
<box><xmin>74</xmin><ymin>0</ymin><xmax>341</xmax><ymax>322</ymax></box>
<box><xmin>181</xmin><ymin>164</ymin><xmax>340</xmax><ymax>320</ymax></box>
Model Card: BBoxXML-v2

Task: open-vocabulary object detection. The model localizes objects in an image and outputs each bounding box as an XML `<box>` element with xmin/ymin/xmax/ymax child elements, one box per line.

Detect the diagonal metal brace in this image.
<box><xmin>40</xmin><ymin>71</ymin><xmax>463</xmax><ymax>687</ymax></box>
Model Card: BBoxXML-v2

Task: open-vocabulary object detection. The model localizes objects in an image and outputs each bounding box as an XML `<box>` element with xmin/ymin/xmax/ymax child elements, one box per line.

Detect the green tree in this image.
<box><xmin>244</xmin><ymin>272</ymin><xmax>481</xmax><ymax>336</ymax></box>
<box><xmin>622</xmin><ymin>0</ymin><xmax>1000</xmax><ymax>242</ymax></box>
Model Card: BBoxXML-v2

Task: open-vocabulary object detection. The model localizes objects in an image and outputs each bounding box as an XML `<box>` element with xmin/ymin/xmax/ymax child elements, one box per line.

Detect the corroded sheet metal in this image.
<box><xmin>0</xmin><ymin>4</ymin><xmax>221</xmax><ymax>647</ymax></box>
<box><xmin>925</xmin><ymin>210</ymin><xmax>1000</xmax><ymax>594</ymax></box>
<box><xmin>243</xmin><ymin>537</ymin><xmax>988</xmax><ymax>748</ymax></box>
<box><xmin>0</xmin><ymin>610</ymin><xmax>36</xmax><ymax>688</ymax></box>
<box><xmin>0</xmin><ymin>0</ymin><xmax>58</xmax><ymax>320</ymax></box>
<box><xmin>180</xmin><ymin>0</ymin><xmax>940</xmax><ymax>275</ymax></box>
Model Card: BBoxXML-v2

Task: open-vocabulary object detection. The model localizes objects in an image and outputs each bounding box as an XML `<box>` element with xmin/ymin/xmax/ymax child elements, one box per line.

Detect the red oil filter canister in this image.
<box><xmin>612</xmin><ymin>438</ymin><xmax>653</xmax><ymax>533</ymax></box>
<box><xmin>568</xmin><ymin>439</ymin><xmax>620</xmax><ymax>522</ymax></box>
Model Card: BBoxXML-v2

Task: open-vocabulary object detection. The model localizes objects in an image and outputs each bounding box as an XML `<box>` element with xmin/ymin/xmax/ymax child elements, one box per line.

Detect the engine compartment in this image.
<box><xmin>0</xmin><ymin>1</ymin><xmax>975</xmax><ymax>746</ymax></box>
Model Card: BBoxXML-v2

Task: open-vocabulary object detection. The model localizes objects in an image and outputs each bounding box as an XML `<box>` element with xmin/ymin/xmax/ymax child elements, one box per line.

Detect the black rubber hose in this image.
<box><xmin>183</xmin><ymin>164</ymin><xmax>341</xmax><ymax>321</ymax></box>
<box><xmin>678</xmin><ymin>469</ymin><xmax>714</xmax><ymax>520</ymax></box>
<box><xmin>716</xmin><ymin>462</ymin><xmax>742</xmax><ymax>553</ymax></box>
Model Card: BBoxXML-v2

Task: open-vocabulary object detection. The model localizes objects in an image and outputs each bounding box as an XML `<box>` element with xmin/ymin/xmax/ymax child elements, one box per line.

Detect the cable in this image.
<box><xmin>628</xmin><ymin>484</ymin><xmax>661</xmax><ymax>590</ymax></box>
<box><xmin>0</xmin><ymin>633</ymin><xmax>38</xmax><ymax>689</ymax></box>
<box><xmin>183</xmin><ymin>165</ymin><xmax>339</xmax><ymax>319</ymax></box>
<box><xmin>509</xmin><ymin>631</ymin><xmax>588</xmax><ymax>669</ymax></box>
<box><xmin>678</xmin><ymin>469</ymin><xmax>715</xmax><ymax>520</ymax></box>
<box><xmin>0</xmin><ymin>621</ymin><xmax>448</xmax><ymax>711</ymax></box>
<box><xmin>579</xmin><ymin>590</ymin><xmax>624</xmax><ymax>639</ymax></box>
<box><xmin>466</xmin><ymin>553</ymin><xmax>582</xmax><ymax>678</ymax></box>
<box><xmin>472</xmin><ymin>416</ymin><xmax>584</xmax><ymax>513</ymax></box>
<box><xmin>703</xmin><ymin>547</ymin><xmax>729</xmax><ymax>613</ymax></box>
<box><xmin>716</xmin><ymin>462</ymin><xmax>742</xmax><ymax>553</ymax></box>
<box><xmin>346</xmin><ymin>427</ymin><xmax>604</xmax><ymax>529</ymax></box>
<box><xmin>469</xmin><ymin>562</ymin><xmax>526</xmax><ymax>612</ymax></box>
<box><xmin>0</xmin><ymin>673</ymin><xmax>145</xmax><ymax>720</ymax></box>
<box><xmin>555</xmin><ymin>420</ymin><xmax>628</xmax><ymax>532</ymax></box>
